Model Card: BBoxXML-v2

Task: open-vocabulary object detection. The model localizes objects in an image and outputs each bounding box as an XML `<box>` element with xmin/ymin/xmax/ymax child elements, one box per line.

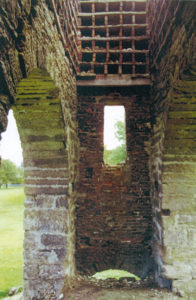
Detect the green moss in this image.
<box><xmin>92</xmin><ymin>269</ymin><xmax>140</xmax><ymax>281</ymax></box>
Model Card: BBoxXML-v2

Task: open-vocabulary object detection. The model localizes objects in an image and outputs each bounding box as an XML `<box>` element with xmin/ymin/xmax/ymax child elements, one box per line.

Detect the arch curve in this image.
<box><xmin>0</xmin><ymin>2</ymin><xmax>79</xmax><ymax>297</ymax></box>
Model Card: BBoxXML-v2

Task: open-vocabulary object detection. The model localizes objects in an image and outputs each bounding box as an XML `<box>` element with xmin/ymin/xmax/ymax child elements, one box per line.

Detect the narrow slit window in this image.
<box><xmin>104</xmin><ymin>106</ymin><xmax>126</xmax><ymax>166</ymax></box>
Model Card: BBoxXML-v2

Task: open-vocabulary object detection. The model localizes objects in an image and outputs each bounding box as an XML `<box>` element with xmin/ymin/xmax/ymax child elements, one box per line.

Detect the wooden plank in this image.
<box><xmin>80</xmin><ymin>0</ymin><xmax>146</xmax><ymax>4</ymax></box>
<box><xmin>79</xmin><ymin>35</ymin><xmax>149</xmax><ymax>41</ymax></box>
<box><xmin>79</xmin><ymin>24</ymin><xmax>148</xmax><ymax>29</ymax></box>
<box><xmin>79</xmin><ymin>11</ymin><xmax>146</xmax><ymax>17</ymax></box>
<box><xmin>77</xmin><ymin>77</ymin><xmax>151</xmax><ymax>86</ymax></box>
<box><xmin>81</xmin><ymin>49</ymin><xmax>149</xmax><ymax>54</ymax></box>
<box><xmin>80</xmin><ymin>62</ymin><xmax>146</xmax><ymax>65</ymax></box>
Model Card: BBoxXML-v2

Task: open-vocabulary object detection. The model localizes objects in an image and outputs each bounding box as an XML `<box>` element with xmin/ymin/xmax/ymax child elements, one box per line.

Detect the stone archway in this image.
<box><xmin>0</xmin><ymin>2</ymin><xmax>79</xmax><ymax>298</ymax></box>
<box><xmin>13</xmin><ymin>68</ymin><xmax>70</xmax><ymax>298</ymax></box>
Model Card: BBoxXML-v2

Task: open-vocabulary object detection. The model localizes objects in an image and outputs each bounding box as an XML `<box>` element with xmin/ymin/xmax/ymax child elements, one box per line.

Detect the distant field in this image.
<box><xmin>0</xmin><ymin>188</ymin><xmax>24</xmax><ymax>298</ymax></box>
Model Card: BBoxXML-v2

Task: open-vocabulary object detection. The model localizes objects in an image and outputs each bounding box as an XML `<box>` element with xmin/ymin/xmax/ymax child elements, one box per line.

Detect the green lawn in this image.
<box><xmin>0</xmin><ymin>188</ymin><xmax>24</xmax><ymax>298</ymax></box>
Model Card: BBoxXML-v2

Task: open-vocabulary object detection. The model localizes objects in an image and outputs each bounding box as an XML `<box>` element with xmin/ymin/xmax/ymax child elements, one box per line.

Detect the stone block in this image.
<box><xmin>172</xmin><ymin>279</ymin><xmax>196</xmax><ymax>299</ymax></box>
<box><xmin>24</xmin><ymin>247</ymin><xmax>67</xmax><ymax>265</ymax></box>
<box><xmin>163</xmin><ymin>228</ymin><xmax>188</xmax><ymax>248</ymax></box>
<box><xmin>24</xmin><ymin>208</ymin><xmax>68</xmax><ymax>233</ymax></box>
<box><xmin>38</xmin><ymin>264</ymin><xmax>65</xmax><ymax>280</ymax></box>
<box><xmin>41</xmin><ymin>233</ymin><xmax>66</xmax><ymax>247</ymax></box>
<box><xmin>163</xmin><ymin>263</ymin><xmax>192</xmax><ymax>280</ymax></box>
<box><xmin>23</xmin><ymin>231</ymin><xmax>41</xmax><ymax>250</ymax></box>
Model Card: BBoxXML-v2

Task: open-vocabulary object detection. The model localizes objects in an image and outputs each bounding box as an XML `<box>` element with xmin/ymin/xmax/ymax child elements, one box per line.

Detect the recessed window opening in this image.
<box><xmin>104</xmin><ymin>106</ymin><xmax>126</xmax><ymax>166</ymax></box>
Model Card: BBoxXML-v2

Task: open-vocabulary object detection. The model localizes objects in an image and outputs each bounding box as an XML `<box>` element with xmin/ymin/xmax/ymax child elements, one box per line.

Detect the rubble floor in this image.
<box><xmin>64</xmin><ymin>285</ymin><xmax>181</xmax><ymax>300</ymax></box>
<box><xmin>63</xmin><ymin>278</ymin><xmax>181</xmax><ymax>300</ymax></box>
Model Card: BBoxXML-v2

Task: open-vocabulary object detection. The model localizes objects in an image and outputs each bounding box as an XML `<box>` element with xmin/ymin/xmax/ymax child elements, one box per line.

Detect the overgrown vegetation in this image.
<box><xmin>92</xmin><ymin>269</ymin><xmax>140</xmax><ymax>281</ymax></box>
<box><xmin>104</xmin><ymin>120</ymin><xmax>126</xmax><ymax>166</ymax></box>
<box><xmin>0</xmin><ymin>188</ymin><xmax>24</xmax><ymax>298</ymax></box>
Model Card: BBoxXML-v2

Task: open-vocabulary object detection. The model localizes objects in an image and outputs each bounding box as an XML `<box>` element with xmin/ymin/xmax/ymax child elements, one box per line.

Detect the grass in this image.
<box><xmin>92</xmin><ymin>269</ymin><xmax>140</xmax><ymax>281</ymax></box>
<box><xmin>0</xmin><ymin>187</ymin><xmax>24</xmax><ymax>298</ymax></box>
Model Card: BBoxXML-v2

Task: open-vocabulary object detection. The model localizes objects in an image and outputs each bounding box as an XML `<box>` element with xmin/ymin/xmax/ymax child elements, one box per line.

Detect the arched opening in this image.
<box><xmin>0</xmin><ymin>110</ymin><xmax>24</xmax><ymax>298</ymax></box>
<box><xmin>0</xmin><ymin>68</ymin><xmax>73</xmax><ymax>299</ymax></box>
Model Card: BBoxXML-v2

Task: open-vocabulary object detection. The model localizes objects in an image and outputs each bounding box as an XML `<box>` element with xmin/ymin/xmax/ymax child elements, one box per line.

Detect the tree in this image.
<box><xmin>0</xmin><ymin>159</ymin><xmax>24</xmax><ymax>188</ymax></box>
<box><xmin>115</xmin><ymin>120</ymin><xmax>126</xmax><ymax>143</ymax></box>
<box><xmin>104</xmin><ymin>120</ymin><xmax>126</xmax><ymax>166</ymax></box>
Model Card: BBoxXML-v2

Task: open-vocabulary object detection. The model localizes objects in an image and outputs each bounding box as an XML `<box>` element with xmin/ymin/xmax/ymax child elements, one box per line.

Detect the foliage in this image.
<box><xmin>0</xmin><ymin>188</ymin><xmax>24</xmax><ymax>298</ymax></box>
<box><xmin>104</xmin><ymin>144</ymin><xmax>126</xmax><ymax>166</ymax></box>
<box><xmin>0</xmin><ymin>160</ymin><xmax>24</xmax><ymax>188</ymax></box>
<box><xmin>92</xmin><ymin>269</ymin><xmax>140</xmax><ymax>281</ymax></box>
<box><xmin>114</xmin><ymin>120</ymin><xmax>126</xmax><ymax>143</ymax></box>
<box><xmin>104</xmin><ymin>120</ymin><xmax>126</xmax><ymax>166</ymax></box>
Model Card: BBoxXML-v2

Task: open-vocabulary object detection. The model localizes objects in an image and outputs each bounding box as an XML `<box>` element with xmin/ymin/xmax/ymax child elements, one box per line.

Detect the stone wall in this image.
<box><xmin>0</xmin><ymin>1</ymin><xmax>79</xmax><ymax>299</ymax></box>
<box><xmin>76</xmin><ymin>86</ymin><xmax>153</xmax><ymax>278</ymax></box>
<box><xmin>147</xmin><ymin>0</ymin><xmax>196</xmax><ymax>296</ymax></box>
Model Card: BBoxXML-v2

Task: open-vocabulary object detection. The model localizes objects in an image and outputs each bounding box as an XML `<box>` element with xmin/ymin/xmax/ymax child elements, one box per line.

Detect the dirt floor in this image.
<box><xmin>3</xmin><ymin>279</ymin><xmax>183</xmax><ymax>300</ymax></box>
<box><xmin>64</xmin><ymin>285</ymin><xmax>181</xmax><ymax>300</ymax></box>
<box><xmin>63</xmin><ymin>278</ymin><xmax>181</xmax><ymax>300</ymax></box>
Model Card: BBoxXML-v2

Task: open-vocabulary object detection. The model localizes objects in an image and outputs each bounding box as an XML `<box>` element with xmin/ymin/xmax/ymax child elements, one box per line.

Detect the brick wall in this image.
<box><xmin>76</xmin><ymin>86</ymin><xmax>153</xmax><ymax>278</ymax></box>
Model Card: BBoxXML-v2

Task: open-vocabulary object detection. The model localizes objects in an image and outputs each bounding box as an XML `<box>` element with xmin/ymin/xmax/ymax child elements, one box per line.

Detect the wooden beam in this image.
<box><xmin>77</xmin><ymin>77</ymin><xmax>151</xmax><ymax>86</ymax></box>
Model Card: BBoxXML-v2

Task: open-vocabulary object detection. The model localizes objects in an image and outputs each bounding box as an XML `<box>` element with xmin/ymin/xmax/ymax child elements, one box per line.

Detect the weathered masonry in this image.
<box><xmin>0</xmin><ymin>0</ymin><xmax>196</xmax><ymax>299</ymax></box>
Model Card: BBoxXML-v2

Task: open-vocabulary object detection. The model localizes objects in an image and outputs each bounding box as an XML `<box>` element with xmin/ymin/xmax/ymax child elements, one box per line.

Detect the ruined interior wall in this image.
<box><xmin>76</xmin><ymin>87</ymin><xmax>153</xmax><ymax>278</ymax></box>
<box><xmin>147</xmin><ymin>0</ymin><xmax>196</xmax><ymax>295</ymax></box>
<box><xmin>0</xmin><ymin>1</ymin><xmax>79</xmax><ymax>299</ymax></box>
